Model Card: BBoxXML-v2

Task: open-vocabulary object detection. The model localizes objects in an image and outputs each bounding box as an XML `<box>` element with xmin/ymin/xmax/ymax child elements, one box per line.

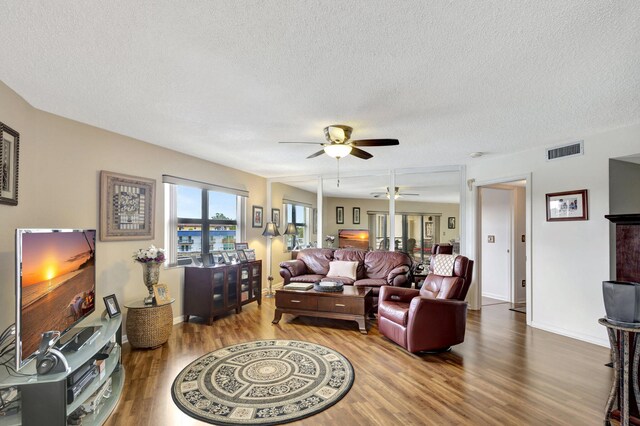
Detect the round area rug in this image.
<box><xmin>171</xmin><ymin>339</ymin><xmax>354</xmax><ymax>425</ymax></box>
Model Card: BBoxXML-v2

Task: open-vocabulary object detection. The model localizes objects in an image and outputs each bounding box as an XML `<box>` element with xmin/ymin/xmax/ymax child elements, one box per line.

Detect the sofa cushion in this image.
<box><xmin>297</xmin><ymin>248</ymin><xmax>334</xmax><ymax>275</ymax></box>
<box><xmin>353</xmin><ymin>278</ymin><xmax>387</xmax><ymax>288</ymax></box>
<box><xmin>321</xmin><ymin>276</ymin><xmax>355</xmax><ymax>285</ymax></box>
<box><xmin>326</xmin><ymin>261</ymin><xmax>358</xmax><ymax>280</ymax></box>
<box><xmin>364</xmin><ymin>251</ymin><xmax>411</xmax><ymax>280</ymax></box>
<box><xmin>334</xmin><ymin>249</ymin><xmax>366</xmax><ymax>279</ymax></box>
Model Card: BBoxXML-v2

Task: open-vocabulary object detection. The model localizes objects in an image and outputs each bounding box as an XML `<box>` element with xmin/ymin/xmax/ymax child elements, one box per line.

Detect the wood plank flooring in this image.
<box><xmin>105</xmin><ymin>298</ymin><xmax>612</xmax><ymax>425</ymax></box>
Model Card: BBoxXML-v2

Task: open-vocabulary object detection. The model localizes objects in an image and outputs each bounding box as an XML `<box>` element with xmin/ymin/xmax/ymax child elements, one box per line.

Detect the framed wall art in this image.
<box><xmin>100</xmin><ymin>171</ymin><xmax>156</xmax><ymax>241</ymax></box>
<box><xmin>0</xmin><ymin>122</ymin><xmax>19</xmax><ymax>206</ymax></box>
<box><xmin>252</xmin><ymin>205</ymin><xmax>263</xmax><ymax>228</ymax></box>
<box><xmin>546</xmin><ymin>189</ymin><xmax>588</xmax><ymax>221</ymax></box>
<box><xmin>272</xmin><ymin>208</ymin><xmax>281</xmax><ymax>228</ymax></box>
<box><xmin>353</xmin><ymin>207</ymin><xmax>361</xmax><ymax>225</ymax></box>
<box><xmin>336</xmin><ymin>206</ymin><xmax>344</xmax><ymax>224</ymax></box>
<box><xmin>448</xmin><ymin>217</ymin><xmax>456</xmax><ymax>229</ymax></box>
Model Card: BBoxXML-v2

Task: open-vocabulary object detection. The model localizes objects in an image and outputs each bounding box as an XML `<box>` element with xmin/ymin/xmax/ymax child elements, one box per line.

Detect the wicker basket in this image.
<box><xmin>126</xmin><ymin>303</ymin><xmax>173</xmax><ymax>349</ymax></box>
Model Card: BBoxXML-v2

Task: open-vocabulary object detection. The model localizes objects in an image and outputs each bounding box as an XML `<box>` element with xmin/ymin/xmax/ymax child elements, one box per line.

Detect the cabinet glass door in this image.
<box><xmin>250</xmin><ymin>263</ymin><xmax>261</xmax><ymax>300</ymax></box>
<box><xmin>212</xmin><ymin>270</ymin><xmax>225</xmax><ymax>310</ymax></box>
<box><xmin>240</xmin><ymin>265</ymin><xmax>250</xmax><ymax>302</ymax></box>
<box><xmin>227</xmin><ymin>267</ymin><xmax>238</xmax><ymax>306</ymax></box>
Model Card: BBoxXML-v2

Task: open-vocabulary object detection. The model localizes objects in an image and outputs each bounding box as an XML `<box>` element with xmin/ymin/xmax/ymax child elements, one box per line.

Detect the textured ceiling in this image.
<box><xmin>2</xmin><ymin>1</ymin><xmax>640</xmax><ymax>188</ymax></box>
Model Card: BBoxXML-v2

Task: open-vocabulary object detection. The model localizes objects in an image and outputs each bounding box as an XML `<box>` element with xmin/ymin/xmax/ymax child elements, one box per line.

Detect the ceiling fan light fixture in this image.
<box><xmin>324</xmin><ymin>144</ymin><xmax>352</xmax><ymax>158</ymax></box>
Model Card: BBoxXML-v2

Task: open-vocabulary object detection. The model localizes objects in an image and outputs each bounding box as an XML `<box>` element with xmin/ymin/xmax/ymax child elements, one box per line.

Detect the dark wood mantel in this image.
<box><xmin>605</xmin><ymin>213</ymin><xmax>640</xmax><ymax>225</ymax></box>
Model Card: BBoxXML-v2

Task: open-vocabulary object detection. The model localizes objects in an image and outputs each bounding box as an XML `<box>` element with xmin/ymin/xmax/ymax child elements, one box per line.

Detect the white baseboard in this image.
<box><xmin>482</xmin><ymin>292</ymin><xmax>509</xmax><ymax>301</ymax></box>
<box><xmin>530</xmin><ymin>320</ymin><xmax>609</xmax><ymax>348</ymax></box>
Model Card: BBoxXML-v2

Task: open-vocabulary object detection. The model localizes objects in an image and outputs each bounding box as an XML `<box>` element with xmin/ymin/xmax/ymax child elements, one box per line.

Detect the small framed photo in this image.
<box><xmin>448</xmin><ymin>217</ymin><xmax>456</xmax><ymax>229</ymax></box>
<box><xmin>546</xmin><ymin>189</ymin><xmax>588</xmax><ymax>221</ymax></box>
<box><xmin>235</xmin><ymin>242</ymin><xmax>249</xmax><ymax>250</ymax></box>
<box><xmin>237</xmin><ymin>250</ymin><xmax>248</xmax><ymax>263</ymax></box>
<box><xmin>221</xmin><ymin>251</ymin><xmax>231</xmax><ymax>264</ymax></box>
<box><xmin>244</xmin><ymin>249</ymin><xmax>256</xmax><ymax>261</ymax></box>
<box><xmin>227</xmin><ymin>251</ymin><xmax>239</xmax><ymax>264</ymax></box>
<box><xmin>336</xmin><ymin>206</ymin><xmax>344</xmax><ymax>224</ymax></box>
<box><xmin>353</xmin><ymin>207</ymin><xmax>360</xmax><ymax>225</ymax></box>
<box><xmin>103</xmin><ymin>294</ymin><xmax>121</xmax><ymax>318</ymax></box>
<box><xmin>153</xmin><ymin>283</ymin><xmax>172</xmax><ymax>305</ymax></box>
<box><xmin>252</xmin><ymin>205</ymin><xmax>263</xmax><ymax>228</ymax></box>
<box><xmin>272</xmin><ymin>208</ymin><xmax>281</xmax><ymax>228</ymax></box>
<box><xmin>210</xmin><ymin>251</ymin><xmax>223</xmax><ymax>265</ymax></box>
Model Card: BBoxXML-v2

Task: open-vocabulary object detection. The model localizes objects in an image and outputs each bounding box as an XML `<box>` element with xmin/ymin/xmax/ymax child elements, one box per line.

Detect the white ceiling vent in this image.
<box><xmin>545</xmin><ymin>141</ymin><xmax>584</xmax><ymax>161</ymax></box>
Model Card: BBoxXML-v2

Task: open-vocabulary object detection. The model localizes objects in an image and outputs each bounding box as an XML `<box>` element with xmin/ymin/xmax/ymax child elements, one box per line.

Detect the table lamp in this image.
<box><xmin>262</xmin><ymin>222</ymin><xmax>280</xmax><ymax>298</ymax></box>
<box><xmin>284</xmin><ymin>223</ymin><xmax>298</xmax><ymax>251</ymax></box>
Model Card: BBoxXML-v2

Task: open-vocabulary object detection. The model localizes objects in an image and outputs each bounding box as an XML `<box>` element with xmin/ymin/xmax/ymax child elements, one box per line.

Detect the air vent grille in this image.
<box><xmin>546</xmin><ymin>141</ymin><xmax>584</xmax><ymax>161</ymax></box>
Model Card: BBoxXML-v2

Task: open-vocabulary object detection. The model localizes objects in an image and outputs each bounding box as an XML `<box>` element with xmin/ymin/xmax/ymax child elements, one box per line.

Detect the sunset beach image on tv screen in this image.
<box><xmin>19</xmin><ymin>230</ymin><xmax>96</xmax><ymax>362</ymax></box>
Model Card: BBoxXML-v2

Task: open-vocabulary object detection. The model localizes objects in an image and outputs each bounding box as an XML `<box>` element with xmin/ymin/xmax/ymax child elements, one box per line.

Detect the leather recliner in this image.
<box><xmin>378</xmin><ymin>255</ymin><xmax>474</xmax><ymax>353</ymax></box>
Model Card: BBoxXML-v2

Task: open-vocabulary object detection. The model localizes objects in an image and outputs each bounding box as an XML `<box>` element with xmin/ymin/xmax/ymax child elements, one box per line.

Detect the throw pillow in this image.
<box><xmin>433</xmin><ymin>254</ymin><xmax>458</xmax><ymax>276</ymax></box>
<box><xmin>326</xmin><ymin>261</ymin><xmax>358</xmax><ymax>280</ymax></box>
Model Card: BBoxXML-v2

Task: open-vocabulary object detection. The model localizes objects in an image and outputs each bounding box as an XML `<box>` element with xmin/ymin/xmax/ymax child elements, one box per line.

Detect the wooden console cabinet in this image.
<box><xmin>184</xmin><ymin>260</ymin><xmax>261</xmax><ymax>324</ymax></box>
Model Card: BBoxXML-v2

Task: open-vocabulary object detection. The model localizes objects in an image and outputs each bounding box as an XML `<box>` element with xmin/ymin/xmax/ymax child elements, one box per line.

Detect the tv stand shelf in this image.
<box><xmin>0</xmin><ymin>314</ymin><xmax>124</xmax><ymax>426</ymax></box>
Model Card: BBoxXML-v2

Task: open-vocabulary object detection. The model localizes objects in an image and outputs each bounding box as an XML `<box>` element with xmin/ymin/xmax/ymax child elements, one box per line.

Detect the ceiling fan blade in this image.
<box><xmin>372</xmin><ymin>194</ymin><xmax>384</xmax><ymax>198</ymax></box>
<box><xmin>350</xmin><ymin>147</ymin><xmax>373</xmax><ymax>160</ymax></box>
<box><xmin>350</xmin><ymin>138</ymin><xmax>399</xmax><ymax>147</ymax></box>
<box><xmin>279</xmin><ymin>141</ymin><xmax>325</xmax><ymax>145</ymax></box>
<box><xmin>400</xmin><ymin>193</ymin><xmax>420</xmax><ymax>196</ymax></box>
<box><xmin>306</xmin><ymin>149</ymin><xmax>326</xmax><ymax>159</ymax></box>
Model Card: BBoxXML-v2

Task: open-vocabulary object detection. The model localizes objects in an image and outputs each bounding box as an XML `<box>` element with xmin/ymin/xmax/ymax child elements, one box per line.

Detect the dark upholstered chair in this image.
<box><xmin>378</xmin><ymin>255</ymin><xmax>474</xmax><ymax>353</ymax></box>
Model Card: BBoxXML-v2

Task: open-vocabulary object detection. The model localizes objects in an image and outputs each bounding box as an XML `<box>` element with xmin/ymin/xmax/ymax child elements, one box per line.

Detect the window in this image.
<box><xmin>164</xmin><ymin>175</ymin><xmax>247</xmax><ymax>266</ymax></box>
<box><xmin>284</xmin><ymin>202</ymin><xmax>310</xmax><ymax>251</ymax></box>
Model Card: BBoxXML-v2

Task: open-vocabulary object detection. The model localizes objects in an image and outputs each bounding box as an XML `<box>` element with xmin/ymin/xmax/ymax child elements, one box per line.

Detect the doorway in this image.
<box><xmin>478</xmin><ymin>180</ymin><xmax>527</xmax><ymax>314</ymax></box>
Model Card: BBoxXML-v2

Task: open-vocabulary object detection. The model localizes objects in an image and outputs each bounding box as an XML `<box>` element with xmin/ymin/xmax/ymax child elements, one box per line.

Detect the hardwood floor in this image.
<box><xmin>106</xmin><ymin>298</ymin><xmax>612</xmax><ymax>425</ymax></box>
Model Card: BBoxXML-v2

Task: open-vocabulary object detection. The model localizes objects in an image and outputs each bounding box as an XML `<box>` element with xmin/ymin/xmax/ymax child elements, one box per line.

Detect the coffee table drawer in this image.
<box><xmin>276</xmin><ymin>293</ymin><xmax>318</xmax><ymax>310</ymax></box>
<box><xmin>317</xmin><ymin>297</ymin><xmax>362</xmax><ymax>314</ymax></box>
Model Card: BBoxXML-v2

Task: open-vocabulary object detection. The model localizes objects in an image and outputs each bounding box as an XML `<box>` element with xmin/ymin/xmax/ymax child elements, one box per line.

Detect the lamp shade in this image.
<box><xmin>323</xmin><ymin>144</ymin><xmax>352</xmax><ymax>158</ymax></box>
<box><xmin>262</xmin><ymin>222</ymin><xmax>281</xmax><ymax>238</ymax></box>
<box><xmin>284</xmin><ymin>223</ymin><xmax>297</xmax><ymax>235</ymax></box>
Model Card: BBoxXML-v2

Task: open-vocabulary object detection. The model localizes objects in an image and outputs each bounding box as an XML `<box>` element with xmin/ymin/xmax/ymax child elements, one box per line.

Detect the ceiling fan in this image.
<box><xmin>371</xmin><ymin>187</ymin><xmax>420</xmax><ymax>199</ymax></box>
<box><xmin>279</xmin><ymin>124</ymin><xmax>399</xmax><ymax>160</ymax></box>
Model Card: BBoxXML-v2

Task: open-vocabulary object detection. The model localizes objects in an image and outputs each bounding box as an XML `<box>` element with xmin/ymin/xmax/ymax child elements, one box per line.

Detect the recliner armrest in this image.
<box><xmin>379</xmin><ymin>285</ymin><xmax>419</xmax><ymax>304</ymax></box>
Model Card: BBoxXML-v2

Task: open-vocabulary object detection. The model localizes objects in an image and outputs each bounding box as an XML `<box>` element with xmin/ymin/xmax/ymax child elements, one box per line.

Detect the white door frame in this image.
<box><xmin>472</xmin><ymin>173</ymin><xmax>532</xmax><ymax>325</ymax></box>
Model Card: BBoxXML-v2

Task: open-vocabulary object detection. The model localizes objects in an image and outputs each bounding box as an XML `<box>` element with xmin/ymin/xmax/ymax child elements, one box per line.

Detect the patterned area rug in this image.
<box><xmin>171</xmin><ymin>340</ymin><xmax>354</xmax><ymax>425</ymax></box>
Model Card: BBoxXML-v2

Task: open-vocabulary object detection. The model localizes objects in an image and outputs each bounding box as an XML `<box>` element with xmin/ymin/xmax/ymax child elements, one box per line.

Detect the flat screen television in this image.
<box><xmin>15</xmin><ymin>229</ymin><xmax>96</xmax><ymax>370</ymax></box>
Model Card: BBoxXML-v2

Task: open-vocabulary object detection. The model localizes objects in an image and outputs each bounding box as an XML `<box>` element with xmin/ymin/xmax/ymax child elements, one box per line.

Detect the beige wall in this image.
<box><xmin>269</xmin><ymin>182</ymin><xmax>317</xmax><ymax>283</ymax></box>
<box><xmin>322</xmin><ymin>197</ymin><xmax>460</xmax><ymax>247</ymax></box>
<box><xmin>0</xmin><ymin>80</ymin><xmax>267</xmax><ymax>333</ymax></box>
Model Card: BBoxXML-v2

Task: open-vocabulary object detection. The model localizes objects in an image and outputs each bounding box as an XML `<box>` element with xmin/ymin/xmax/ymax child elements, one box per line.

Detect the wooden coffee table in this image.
<box><xmin>272</xmin><ymin>286</ymin><xmax>373</xmax><ymax>334</ymax></box>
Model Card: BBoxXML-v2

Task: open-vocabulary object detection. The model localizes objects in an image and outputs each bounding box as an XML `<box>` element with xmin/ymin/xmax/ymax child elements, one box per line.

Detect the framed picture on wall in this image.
<box><xmin>448</xmin><ymin>217</ymin><xmax>456</xmax><ymax>229</ymax></box>
<box><xmin>252</xmin><ymin>205</ymin><xmax>263</xmax><ymax>228</ymax></box>
<box><xmin>100</xmin><ymin>171</ymin><xmax>156</xmax><ymax>241</ymax></box>
<box><xmin>336</xmin><ymin>206</ymin><xmax>344</xmax><ymax>224</ymax></box>
<box><xmin>353</xmin><ymin>207</ymin><xmax>360</xmax><ymax>224</ymax></box>
<box><xmin>546</xmin><ymin>189</ymin><xmax>588</xmax><ymax>221</ymax></box>
<box><xmin>272</xmin><ymin>208</ymin><xmax>281</xmax><ymax>228</ymax></box>
<box><xmin>0</xmin><ymin>122</ymin><xmax>20</xmax><ymax>206</ymax></box>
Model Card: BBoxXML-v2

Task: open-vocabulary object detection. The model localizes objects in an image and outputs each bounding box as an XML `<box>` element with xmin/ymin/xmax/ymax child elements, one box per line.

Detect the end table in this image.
<box><xmin>124</xmin><ymin>299</ymin><xmax>175</xmax><ymax>349</ymax></box>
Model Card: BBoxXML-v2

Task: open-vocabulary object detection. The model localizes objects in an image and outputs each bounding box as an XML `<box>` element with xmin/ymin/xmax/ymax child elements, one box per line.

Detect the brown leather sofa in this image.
<box><xmin>279</xmin><ymin>248</ymin><xmax>412</xmax><ymax>306</ymax></box>
<box><xmin>377</xmin><ymin>255</ymin><xmax>474</xmax><ymax>353</ymax></box>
